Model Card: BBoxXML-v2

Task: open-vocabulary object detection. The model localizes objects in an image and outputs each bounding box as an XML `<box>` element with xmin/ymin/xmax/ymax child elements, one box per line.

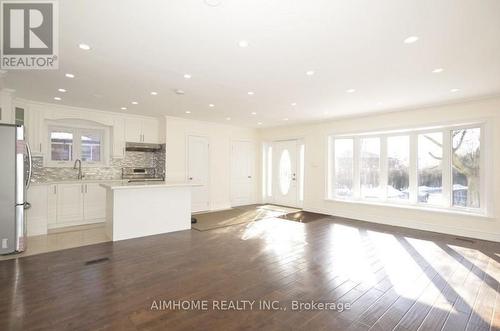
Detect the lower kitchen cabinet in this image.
<box><xmin>56</xmin><ymin>184</ymin><xmax>84</xmax><ymax>224</ymax></box>
<box><xmin>26</xmin><ymin>185</ymin><xmax>48</xmax><ymax>236</ymax></box>
<box><xmin>27</xmin><ymin>182</ymin><xmax>107</xmax><ymax>234</ymax></box>
<box><xmin>83</xmin><ymin>183</ymin><xmax>107</xmax><ymax>221</ymax></box>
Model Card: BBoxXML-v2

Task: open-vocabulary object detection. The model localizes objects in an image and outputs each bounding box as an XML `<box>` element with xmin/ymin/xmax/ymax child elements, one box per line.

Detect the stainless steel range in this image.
<box><xmin>121</xmin><ymin>167</ymin><xmax>164</xmax><ymax>183</ymax></box>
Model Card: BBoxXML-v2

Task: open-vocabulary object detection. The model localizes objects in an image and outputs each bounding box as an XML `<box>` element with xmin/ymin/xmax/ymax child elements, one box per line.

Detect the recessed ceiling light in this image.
<box><xmin>58</xmin><ymin>88</ymin><xmax>66</xmax><ymax>93</ymax></box>
<box><xmin>306</xmin><ymin>70</ymin><xmax>315</xmax><ymax>76</ymax></box>
<box><xmin>185</xmin><ymin>111</ymin><xmax>191</xmax><ymax>114</ymax></box>
<box><xmin>251</xmin><ymin>112</ymin><xmax>257</xmax><ymax>115</ymax></box>
<box><xmin>120</xmin><ymin>107</ymin><xmax>127</xmax><ymax>110</ymax></box>
<box><xmin>209</xmin><ymin>104</ymin><xmax>215</xmax><ymax>108</ymax></box>
<box><xmin>226</xmin><ymin>117</ymin><xmax>231</xmax><ymax>121</ymax></box>
<box><xmin>432</xmin><ymin>68</ymin><xmax>444</xmax><ymax>73</ymax></box>
<box><xmin>284</xmin><ymin>118</ymin><xmax>289</xmax><ymax>121</ymax></box>
<box><xmin>150</xmin><ymin>91</ymin><xmax>158</xmax><ymax>95</ymax></box>
<box><xmin>183</xmin><ymin>74</ymin><xmax>192</xmax><ymax>79</ymax></box>
<box><xmin>403</xmin><ymin>36</ymin><xmax>419</xmax><ymax>44</ymax></box>
<box><xmin>78</xmin><ymin>43</ymin><xmax>91</xmax><ymax>50</ymax></box>
<box><xmin>238</xmin><ymin>40</ymin><xmax>249</xmax><ymax>48</ymax></box>
<box><xmin>291</xmin><ymin>102</ymin><xmax>297</xmax><ymax>106</ymax></box>
<box><xmin>257</xmin><ymin>122</ymin><xmax>263</xmax><ymax>125</ymax></box>
<box><xmin>247</xmin><ymin>91</ymin><xmax>254</xmax><ymax>95</ymax></box>
<box><xmin>175</xmin><ymin>89</ymin><xmax>185</xmax><ymax>95</ymax></box>
<box><xmin>65</xmin><ymin>73</ymin><xmax>75</xmax><ymax>78</ymax></box>
<box><xmin>346</xmin><ymin>88</ymin><xmax>356</xmax><ymax>93</ymax></box>
<box><xmin>53</xmin><ymin>97</ymin><xmax>61</xmax><ymax>101</ymax></box>
<box><xmin>450</xmin><ymin>88</ymin><xmax>460</xmax><ymax>93</ymax></box>
<box><xmin>131</xmin><ymin>101</ymin><xmax>138</xmax><ymax>105</ymax></box>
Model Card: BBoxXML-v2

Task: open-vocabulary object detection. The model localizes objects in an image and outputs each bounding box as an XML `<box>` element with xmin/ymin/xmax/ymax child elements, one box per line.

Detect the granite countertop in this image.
<box><xmin>100</xmin><ymin>181</ymin><xmax>199</xmax><ymax>190</ymax></box>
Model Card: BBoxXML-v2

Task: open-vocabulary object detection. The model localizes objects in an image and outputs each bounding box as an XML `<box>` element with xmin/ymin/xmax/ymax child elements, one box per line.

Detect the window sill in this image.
<box><xmin>324</xmin><ymin>198</ymin><xmax>493</xmax><ymax>219</ymax></box>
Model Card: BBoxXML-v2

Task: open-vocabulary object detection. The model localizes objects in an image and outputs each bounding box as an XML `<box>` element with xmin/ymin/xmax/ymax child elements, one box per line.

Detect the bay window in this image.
<box><xmin>328</xmin><ymin>124</ymin><xmax>485</xmax><ymax>214</ymax></box>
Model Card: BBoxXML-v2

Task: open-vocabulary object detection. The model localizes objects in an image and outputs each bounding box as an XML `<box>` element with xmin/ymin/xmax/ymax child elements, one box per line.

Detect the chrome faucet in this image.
<box><xmin>73</xmin><ymin>159</ymin><xmax>84</xmax><ymax>180</ymax></box>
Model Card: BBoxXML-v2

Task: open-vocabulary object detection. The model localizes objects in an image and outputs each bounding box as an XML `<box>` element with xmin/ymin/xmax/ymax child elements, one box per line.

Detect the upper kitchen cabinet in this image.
<box><xmin>125</xmin><ymin>117</ymin><xmax>160</xmax><ymax>143</ymax></box>
<box><xmin>112</xmin><ymin>117</ymin><xmax>126</xmax><ymax>158</ymax></box>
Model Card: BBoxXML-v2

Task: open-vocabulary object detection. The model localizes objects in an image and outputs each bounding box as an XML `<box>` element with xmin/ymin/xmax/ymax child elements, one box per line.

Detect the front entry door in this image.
<box><xmin>187</xmin><ymin>136</ymin><xmax>210</xmax><ymax>212</ymax></box>
<box><xmin>272</xmin><ymin>140</ymin><xmax>298</xmax><ymax>207</ymax></box>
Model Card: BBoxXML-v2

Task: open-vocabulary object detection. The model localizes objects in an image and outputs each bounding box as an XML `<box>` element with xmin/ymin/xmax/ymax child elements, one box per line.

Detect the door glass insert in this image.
<box><xmin>279</xmin><ymin>149</ymin><xmax>292</xmax><ymax>195</ymax></box>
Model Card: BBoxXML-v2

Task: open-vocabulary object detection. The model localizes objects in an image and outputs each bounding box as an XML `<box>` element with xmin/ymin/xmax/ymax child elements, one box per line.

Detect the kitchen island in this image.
<box><xmin>100</xmin><ymin>181</ymin><xmax>196</xmax><ymax>241</ymax></box>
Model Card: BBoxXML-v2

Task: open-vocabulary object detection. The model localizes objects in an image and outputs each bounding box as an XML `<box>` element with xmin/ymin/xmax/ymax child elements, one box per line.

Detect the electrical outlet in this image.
<box><xmin>2</xmin><ymin>238</ymin><xmax>8</xmax><ymax>249</ymax></box>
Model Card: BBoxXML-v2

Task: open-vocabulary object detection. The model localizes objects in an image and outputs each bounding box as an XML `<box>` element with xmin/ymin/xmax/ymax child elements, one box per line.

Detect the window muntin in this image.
<box><xmin>452</xmin><ymin>128</ymin><xmax>480</xmax><ymax>208</ymax></box>
<box><xmin>360</xmin><ymin>137</ymin><xmax>381</xmax><ymax>199</ymax></box>
<box><xmin>334</xmin><ymin>138</ymin><xmax>354</xmax><ymax>198</ymax></box>
<box><xmin>387</xmin><ymin>135</ymin><xmax>410</xmax><ymax>201</ymax></box>
<box><xmin>418</xmin><ymin>132</ymin><xmax>443</xmax><ymax>205</ymax></box>
<box><xmin>328</xmin><ymin>125</ymin><xmax>484</xmax><ymax>214</ymax></box>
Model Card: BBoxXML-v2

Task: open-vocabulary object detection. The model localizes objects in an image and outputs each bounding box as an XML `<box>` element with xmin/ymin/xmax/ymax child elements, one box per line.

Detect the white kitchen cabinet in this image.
<box><xmin>25</xmin><ymin>107</ymin><xmax>44</xmax><ymax>155</ymax></box>
<box><xmin>83</xmin><ymin>183</ymin><xmax>106</xmax><ymax>221</ymax></box>
<box><xmin>47</xmin><ymin>184</ymin><xmax>57</xmax><ymax>226</ymax></box>
<box><xmin>125</xmin><ymin>118</ymin><xmax>143</xmax><ymax>143</ymax></box>
<box><xmin>125</xmin><ymin>117</ymin><xmax>160</xmax><ymax>143</ymax></box>
<box><xmin>112</xmin><ymin>117</ymin><xmax>126</xmax><ymax>158</ymax></box>
<box><xmin>49</xmin><ymin>182</ymin><xmax>107</xmax><ymax>228</ymax></box>
<box><xmin>141</xmin><ymin>118</ymin><xmax>160</xmax><ymax>143</ymax></box>
<box><xmin>26</xmin><ymin>186</ymin><xmax>48</xmax><ymax>236</ymax></box>
<box><xmin>56</xmin><ymin>184</ymin><xmax>84</xmax><ymax>224</ymax></box>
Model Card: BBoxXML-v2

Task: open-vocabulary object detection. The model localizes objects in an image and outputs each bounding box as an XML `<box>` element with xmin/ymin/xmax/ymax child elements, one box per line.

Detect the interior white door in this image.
<box><xmin>231</xmin><ymin>141</ymin><xmax>255</xmax><ymax>206</ymax></box>
<box><xmin>187</xmin><ymin>136</ymin><xmax>210</xmax><ymax>212</ymax></box>
<box><xmin>272</xmin><ymin>140</ymin><xmax>299</xmax><ymax>207</ymax></box>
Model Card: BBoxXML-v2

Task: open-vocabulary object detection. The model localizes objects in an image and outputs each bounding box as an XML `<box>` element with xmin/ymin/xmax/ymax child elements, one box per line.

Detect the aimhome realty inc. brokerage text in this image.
<box><xmin>150</xmin><ymin>299</ymin><xmax>351</xmax><ymax>312</ymax></box>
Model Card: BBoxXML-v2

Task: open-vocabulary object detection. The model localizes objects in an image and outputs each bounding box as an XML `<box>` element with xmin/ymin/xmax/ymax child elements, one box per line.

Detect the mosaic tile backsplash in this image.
<box><xmin>32</xmin><ymin>145</ymin><xmax>166</xmax><ymax>183</ymax></box>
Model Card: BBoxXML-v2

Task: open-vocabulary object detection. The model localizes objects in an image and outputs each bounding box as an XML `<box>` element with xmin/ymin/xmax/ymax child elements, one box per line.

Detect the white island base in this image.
<box><xmin>101</xmin><ymin>182</ymin><xmax>194</xmax><ymax>241</ymax></box>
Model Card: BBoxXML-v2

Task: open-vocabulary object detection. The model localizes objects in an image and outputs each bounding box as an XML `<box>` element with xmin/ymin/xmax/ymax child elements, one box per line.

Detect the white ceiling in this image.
<box><xmin>3</xmin><ymin>0</ymin><xmax>500</xmax><ymax>128</ymax></box>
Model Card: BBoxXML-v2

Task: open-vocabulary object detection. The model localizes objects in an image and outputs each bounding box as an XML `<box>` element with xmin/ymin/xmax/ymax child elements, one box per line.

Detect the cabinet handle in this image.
<box><xmin>85</xmin><ymin>184</ymin><xmax>88</xmax><ymax>193</ymax></box>
<box><xmin>53</xmin><ymin>185</ymin><xmax>57</xmax><ymax>194</ymax></box>
<box><xmin>81</xmin><ymin>185</ymin><xmax>84</xmax><ymax>193</ymax></box>
<box><xmin>39</xmin><ymin>143</ymin><xmax>42</xmax><ymax>152</ymax></box>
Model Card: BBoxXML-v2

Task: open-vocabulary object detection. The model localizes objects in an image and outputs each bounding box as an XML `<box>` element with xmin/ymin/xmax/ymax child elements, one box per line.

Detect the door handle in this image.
<box><xmin>188</xmin><ymin>177</ymin><xmax>193</xmax><ymax>180</ymax></box>
<box><xmin>25</xmin><ymin>143</ymin><xmax>33</xmax><ymax>189</ymax></box>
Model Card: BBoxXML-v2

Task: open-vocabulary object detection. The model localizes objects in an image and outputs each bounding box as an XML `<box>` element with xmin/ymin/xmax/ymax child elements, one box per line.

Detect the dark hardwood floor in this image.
<box><xmin>1</xmin><ymin>215</ymin><xmax>499</xmax><ymax>330</ymax></box>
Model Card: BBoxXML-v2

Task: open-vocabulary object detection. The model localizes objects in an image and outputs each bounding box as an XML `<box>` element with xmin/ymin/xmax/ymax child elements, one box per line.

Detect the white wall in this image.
<box><xmin>165</xmin><ymin>116</ymin><xmax>260</xmax><ymax>211</ymax></box>
<box><xmin>259</xmin><ymin>97</ymin><xmax>500</xmax><ymax>242</ymax></box>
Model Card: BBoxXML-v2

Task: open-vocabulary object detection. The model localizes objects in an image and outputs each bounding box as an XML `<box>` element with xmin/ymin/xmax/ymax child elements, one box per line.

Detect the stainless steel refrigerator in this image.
<box><xmin>0</xmin><ymin>124</ymin><xmax>32</xmax><ymax>255</ymax></box>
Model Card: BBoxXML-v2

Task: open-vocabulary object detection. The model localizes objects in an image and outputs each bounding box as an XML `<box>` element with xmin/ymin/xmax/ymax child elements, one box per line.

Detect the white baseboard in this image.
<box><xmin>304</xmin><ymin>207</ymin><xmax>500</xmax><ymax>243</ymax></box>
